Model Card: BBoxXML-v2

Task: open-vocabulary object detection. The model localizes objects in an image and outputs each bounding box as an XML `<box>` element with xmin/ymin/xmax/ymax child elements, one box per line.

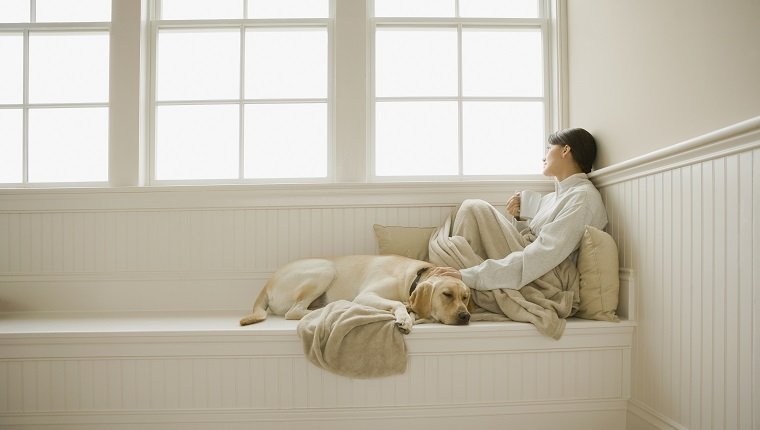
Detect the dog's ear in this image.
<box><xmin>466</xmin><ymin>290</ymin><xmax>476</xmax><ymax>313</ymax></box>
<box><xmin>409</xmin><ymin>281</ymin><xmax>433</xmax><ymax>319</ymax></box>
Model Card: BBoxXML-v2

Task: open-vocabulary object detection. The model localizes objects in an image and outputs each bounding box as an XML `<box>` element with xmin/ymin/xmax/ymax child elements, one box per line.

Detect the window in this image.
<box><xmin>1</xmin><ymin>1</ymin><xmax>561</xmax><ymax>187</ymax></box>
<box><xmin>372</xmin><ymin>0</ymin><xmax>550</xmax><ymax>178</ymax></box>
<box><xmin>151</xmin><ymin>0</ymin><xmax>331</xmax><ymax>183</ymax></box>
<box><xmin>0</xmin><ymin>0</ymin><xmax>111</xmax><ymax>185</ymax></box>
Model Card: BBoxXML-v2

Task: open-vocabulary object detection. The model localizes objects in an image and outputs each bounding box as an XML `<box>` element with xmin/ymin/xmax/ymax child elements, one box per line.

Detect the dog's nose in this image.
<box><xmin>458</xmin><ymin>312</ymin><xmax>471</xmax><ymax>324</ymax></box>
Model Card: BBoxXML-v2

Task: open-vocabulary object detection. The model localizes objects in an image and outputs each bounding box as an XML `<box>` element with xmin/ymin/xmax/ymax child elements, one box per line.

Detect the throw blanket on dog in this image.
<box><xmin>297</xmin><ymin>300</ymin><xmax>407</xmax><ymax>378</ymax></box>
<box><xmin>429</xmin><ymin>205</ymin><xmax>580</xmax><ymax>339</ymax></box>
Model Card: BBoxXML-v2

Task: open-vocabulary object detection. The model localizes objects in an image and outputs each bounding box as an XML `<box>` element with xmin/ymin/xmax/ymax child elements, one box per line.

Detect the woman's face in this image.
<box><xmin>542</xmin><ymin>143</ymin><xmax>567</xmax><ymax>177</ymax></box>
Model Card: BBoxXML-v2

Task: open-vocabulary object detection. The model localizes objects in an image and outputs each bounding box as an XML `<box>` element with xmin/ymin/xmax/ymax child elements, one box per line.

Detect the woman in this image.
<box><xmin>432</xmin><ymin>127</ymin><xmax>608</xmax><ymax>292</ymax></box>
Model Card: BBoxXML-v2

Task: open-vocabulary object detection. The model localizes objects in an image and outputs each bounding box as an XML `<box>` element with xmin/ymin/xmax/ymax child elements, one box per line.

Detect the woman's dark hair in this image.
<box><xmin>547</xmin><ymin>128</ymin><xmax>597</xmax><ymax>173</ymax></box>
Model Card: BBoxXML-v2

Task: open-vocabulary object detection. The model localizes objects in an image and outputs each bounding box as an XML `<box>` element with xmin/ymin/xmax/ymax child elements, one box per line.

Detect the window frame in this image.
<box><xmin>368</xmin><ymin>0</ymin><xmax>562</xmax><ymax>181</ymax></box>
<box><xmin>0</xmin><ymin>0</ymin><xmax>566</xmax><ymax>188</ymax></box>
<box><xmin>146</xmin><ymin>0</ymin><xmax>336</xmax><ymax>185</ymax></box>
<box><xmin>0</xmin><ymin>5</ymin><xmax>111</xmax><ymax>187</ymax></box>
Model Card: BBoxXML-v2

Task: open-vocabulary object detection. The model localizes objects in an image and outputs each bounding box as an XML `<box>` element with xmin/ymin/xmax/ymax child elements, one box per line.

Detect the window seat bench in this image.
<box><xmin>0</xmin><ymin>310</ymin><xmax>634</xmax><ymax>430</ymax></box>
<box><xmin>0</xmin><ymin>184</ymin><xmax>635</xmax><ymax>429</ymax></box>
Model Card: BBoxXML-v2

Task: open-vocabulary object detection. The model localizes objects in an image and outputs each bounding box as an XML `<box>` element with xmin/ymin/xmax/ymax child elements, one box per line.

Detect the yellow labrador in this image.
<box><xmin>240</xmin><ymin>255</ymin><xmax>472</xmax><ymax>333</ymax></box>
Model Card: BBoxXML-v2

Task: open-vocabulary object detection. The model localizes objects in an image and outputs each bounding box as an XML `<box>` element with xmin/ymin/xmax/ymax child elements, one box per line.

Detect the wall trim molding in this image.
<box><xmin>627</xmin><ymin>400</ymin><xmax>688</xmax><ymax>430</ymax></box>
<box><xmin>590</xmin><ymin>116</ymin><xmax>760</xmax><ymax>188</ymax></box>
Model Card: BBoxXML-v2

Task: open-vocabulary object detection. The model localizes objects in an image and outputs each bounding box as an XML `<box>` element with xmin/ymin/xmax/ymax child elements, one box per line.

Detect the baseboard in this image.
<box><xmin>1</xmin><ymin>399</ymin><xmax>628</xmax><ymax>430</ymax></box>
<box><xmin>627</xmin><ymin>400</ymin><xmax>688</xmax><ymax>430</ymax></box>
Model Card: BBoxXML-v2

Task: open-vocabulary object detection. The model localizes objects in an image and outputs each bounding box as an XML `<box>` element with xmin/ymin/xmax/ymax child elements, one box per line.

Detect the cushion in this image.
<box><xmin>373</xmin><ymin>224</ymin><xmax>436</xmax><ymax>261</ymax></box>
<box><xmin>575</xmin><ymin>225</ymin><xmax>620</xmax><ymax>321</ymax></box>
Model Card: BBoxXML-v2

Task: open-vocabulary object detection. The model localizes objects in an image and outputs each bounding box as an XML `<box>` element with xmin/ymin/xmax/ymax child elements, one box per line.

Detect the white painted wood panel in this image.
<box><xmin>0</xmin><ymin>205</ymin><xmax>460</xmax><ymax>312</ymax></box>
<box><xmin>0</xmin><ymin>349</ymin><xmax>627</xmax><ymax>413</ymax></box>
<box><xmin>591</xmin><ymin>119</ymin><xmax>759</xmax><ymax>430</ymax></box>
<box><xmin>0</xmin><ymin>182</ymin><xmax>549</xmax><ymax>312</ymax></box>
<box><xmin>0</xmin><ymin>313</ymin><xmax>633</xmax><ymax>429</ymax></box>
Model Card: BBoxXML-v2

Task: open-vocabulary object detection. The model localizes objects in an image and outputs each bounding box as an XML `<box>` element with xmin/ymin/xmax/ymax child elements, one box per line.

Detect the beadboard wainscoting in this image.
<box><xmin>7</xmin><ymin>114</ymin><xmax>757</xmax><ymax>429</ymax></box>
<box><xmin>0</xmin><ymin>183</ymin><xmax>549</xmax><ymax>313</ymax></box>
<box><xmin>0</xmin><ymin>315</ymin><xmax>633</xmax><ymax>430</ymax></box>
<box><xmin>0</xmin><ymin>206</ymin><xmax>460</xmax><ymax>312</ymax></box>
<box><xmin>0</xmin><ymin>179</ymin><xmax>638</xmax><ymax>429</ymax></box>
<box><xmin>590</xmin><ymin>116</ymin><xmax>760</xmax><ymax>430</ymax></box>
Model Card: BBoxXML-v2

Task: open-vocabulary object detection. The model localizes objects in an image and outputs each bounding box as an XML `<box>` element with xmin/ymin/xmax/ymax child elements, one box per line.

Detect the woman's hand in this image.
<box><xmin>506</xmin><ymin>192</ymin><xmax>521</xmax><ymax>218</ymax></box>
<box><xmin>429</xmin><ymin>266</ymin><xmax>462</xmax><ymax>280</ymax></box>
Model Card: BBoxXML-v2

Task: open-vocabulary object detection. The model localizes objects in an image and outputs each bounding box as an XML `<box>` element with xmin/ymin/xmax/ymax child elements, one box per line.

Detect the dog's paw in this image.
<box><xmin>394</xmin><ymin>320</ymin><xmax>412</xmax><ymax>334</ymax></box>
<box><xmin>395</xmin><ymin>315</ymin><xmax>414</xmax><ymax>334</ymax></box>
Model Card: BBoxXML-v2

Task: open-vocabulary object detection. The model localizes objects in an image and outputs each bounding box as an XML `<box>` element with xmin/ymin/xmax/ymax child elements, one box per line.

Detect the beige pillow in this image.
<box><xmin>575</xmin><ymin>225</ymin><xmax>620</xmax><ymax>321</ymax></box>
<box><xmin>373</xmin><ymin>224</ymin><xmax>436</xmax><ymax>261</ymax></box>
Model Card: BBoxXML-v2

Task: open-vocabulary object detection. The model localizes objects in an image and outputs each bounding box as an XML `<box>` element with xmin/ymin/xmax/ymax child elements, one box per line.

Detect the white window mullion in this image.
<box><xmin>457</xmin><ymin>23</ymin><xmax>463</xmax><ymax>177</ymax></box>
<box><xmin>327</xmin><ymin>1</ymin><xmax>336</xmax><ymax>182</ymax></box>
<box><xmin>334</xmin><ymin>0</ymin><xmax>367</xmax><ymax>182</ymax></box>
<box><xmin>367</xmin><ymin>1</ymin><xmax>377</xmax><ymax>179</ymax></box>
<box><xmin>548</xmin><ymin>0</ymin><xmax>567</xmax><ymax>131</ymax></box>
<box><xmin>542</xmin><ymin>20</ymin><xmax>551</xmax><ymax>143</ymax></box>
<box><xmin>147</xmin><ymin>21</ymin><xmax>157</xmax><ymax>184</ymax></box>
<box><xmin>239</xmin><ymin>24</ymin><xmax>245</xmax><ymax>180</ymax></box>
<box><xmin>22</xmin><ymin>29</ymin><xmax>29</xmax><ymax>184</ymax></box>
<box><xmin>109</xmin><ymin>0</ymin><xmax>146</xmax><ymax>186</ymax></box>
<box><xmin>23</xmin><ymin>3</ymin><xmax>32</xmax><ymax>181</ymax></box>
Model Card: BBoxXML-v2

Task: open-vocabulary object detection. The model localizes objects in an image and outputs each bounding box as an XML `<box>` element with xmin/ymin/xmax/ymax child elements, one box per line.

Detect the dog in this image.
<box><xmin>239</xmin><ymin>255</ymin><xmax>472</xmax><ymax>333</ymax></box>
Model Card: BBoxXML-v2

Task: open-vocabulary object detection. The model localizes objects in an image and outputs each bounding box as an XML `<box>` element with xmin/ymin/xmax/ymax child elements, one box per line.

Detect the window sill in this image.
<box><xmin>0</xmin><ymin>178</ymin><xmax>554</xmax><ymax>211</ymax></box>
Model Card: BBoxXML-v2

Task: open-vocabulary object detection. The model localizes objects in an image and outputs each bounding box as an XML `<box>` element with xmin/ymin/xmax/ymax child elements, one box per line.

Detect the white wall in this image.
<box><xmin>566</xmin><ymin>0</ymin><xmax>760</xmax><ymax>168</ymax></box>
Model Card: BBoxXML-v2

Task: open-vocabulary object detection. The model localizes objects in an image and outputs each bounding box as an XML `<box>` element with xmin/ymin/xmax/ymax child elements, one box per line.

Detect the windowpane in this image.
<box><xmin>247</xmin><ymin>0</ymin><xmax>328</xmax><ymax>19</ymax></box>
<box><xmin>0</xmin><ymin>33</ymin><xmax>23</xmax><ymax>104</ymax></box>
<box><xmin>376</xmin><ymin>28</ymin><xmax>458</xmax><ymax>97</ymax></box>
<box><xmin>156</xmin><ymin>105</ymin><xmax>239</xmax><ymax>180</ymax></box>
<box><xmin>160</xmin><ymin>0</ymin><xmax>243</xmax><ymax>20</ymax></box>
<box><xmin>28</xmin><ymin>108</ymin><xmax>108</xmax><ymax>183</ymax></box>
<box><xmin>375</xmin><ymin>102</ymin><xmax>458</xmax><ymax>176</ymax></box>
<box><xmin>157</xmin><ymin>29</ymin><xmax>240</xmax><ymax>102</ymax></box>
<box><xmin>463</xmin><ymin>102</ymin><xmax>544</xmax><ymax>175</ymax></box>
<box><xmin>0</xmin><ymin>109</ymin><xmax>23</xmax><ymax>183</ymax></box>
<box><xmin>29</xmin><ymin>32</ymin><xmax>110</xmax><ymax>104</ymax></box>
<box><xmin>375</xmin><ymin>0</ymin><xmax>455</xmax><ymax>18</ymax></box>
<box><xmin>245</xmin><ymin>29</ymin><xmax>327</xmax><ymax>99</ymax></box>
<box><xmin>462</xmin><ymin>29</ymin><xmax>543</xmax><ymax>97</ymax></box>
<box><xmin>0</xmin><ymin>0</ymin><xmax>29</xmax><ymax>23</ymax></box>
<box><xmin>35</xmin><ymin>0</ymin><xmax>111</xmax><ymax>22</ymax></box>
<box><xmin>459</xmin><ymin>0</ymin><xmax>539</xmax><ymax>18</ymax></box>
<box><xmin>244</xmin><ymin>104</ymin><xmax>327</xmax><ymax>178</ymax></box>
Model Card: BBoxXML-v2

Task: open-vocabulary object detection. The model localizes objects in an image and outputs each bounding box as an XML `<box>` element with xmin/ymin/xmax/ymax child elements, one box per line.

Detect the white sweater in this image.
<box><xmin>460</xmin><ymin>173</ymin><xmax>608</xmax><ymax>291</ymax></box>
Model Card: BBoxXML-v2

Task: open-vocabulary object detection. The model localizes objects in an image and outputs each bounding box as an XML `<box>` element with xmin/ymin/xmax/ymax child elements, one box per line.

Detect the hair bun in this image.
<box><xmin>548</xmin><ymin>128</ymin><xmax>597</xmax><ymax>173</ymax></box>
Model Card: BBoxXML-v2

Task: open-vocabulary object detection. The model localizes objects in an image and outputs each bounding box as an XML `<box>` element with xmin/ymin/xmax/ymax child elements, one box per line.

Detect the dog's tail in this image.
<box><xmin>240</xmin><ymin>284</ymin><xmax>270</xmax><ymax>326</ymax></box>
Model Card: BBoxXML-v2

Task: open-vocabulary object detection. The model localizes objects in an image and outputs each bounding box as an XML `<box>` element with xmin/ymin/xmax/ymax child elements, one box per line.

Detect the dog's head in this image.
<box><xmin>409</xmin><ymin>275</ymin><xmax>472</xmax><ymax>325</ymax></box>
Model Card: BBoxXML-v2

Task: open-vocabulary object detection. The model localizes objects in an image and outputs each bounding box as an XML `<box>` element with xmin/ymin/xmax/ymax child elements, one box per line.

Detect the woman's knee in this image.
<box><xmin>458</xmin><ymin>199</ymin><xmax>493</xmax><ymax>214</ymax></box>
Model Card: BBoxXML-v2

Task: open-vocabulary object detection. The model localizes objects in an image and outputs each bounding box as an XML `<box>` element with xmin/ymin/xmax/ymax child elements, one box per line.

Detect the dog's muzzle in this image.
<box><xmin>457</xmin><ymin>311</ymin><xmax>471</xmax><ymax>324</ymax></box>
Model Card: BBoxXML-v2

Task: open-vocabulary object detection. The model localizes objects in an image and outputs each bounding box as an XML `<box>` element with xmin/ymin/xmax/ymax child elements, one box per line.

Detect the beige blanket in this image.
<box><xmin>297</xmin><ymin>300</ymin><xmax>407</xmax><ymax>378</ymax></box>
<box><xmin>429</xmin><ymin>206</ymin><xmax>579</xmax><ymax>339</ymax></box>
